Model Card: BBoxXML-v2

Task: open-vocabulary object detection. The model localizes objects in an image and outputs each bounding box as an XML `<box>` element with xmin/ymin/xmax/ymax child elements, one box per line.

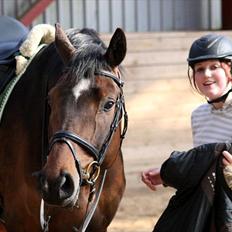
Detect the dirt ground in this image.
<box><xmin>107</xmin><ymin>78</ymin><xmax>204</xmax><ymax>232</ymax></box>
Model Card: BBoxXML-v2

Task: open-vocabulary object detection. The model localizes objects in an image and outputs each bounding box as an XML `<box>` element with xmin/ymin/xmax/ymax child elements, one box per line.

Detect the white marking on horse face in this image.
<box><xmin>72</xmin><ymin>79</ymin><xmax>91</xmax><ymax>100</ymax></box>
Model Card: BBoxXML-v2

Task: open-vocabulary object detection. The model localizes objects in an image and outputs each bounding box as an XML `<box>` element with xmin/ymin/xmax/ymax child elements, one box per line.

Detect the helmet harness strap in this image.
<box><xmin>207</xmin><ymin>88</ymin><xmax>232</xmax><ymax>104</ymax></box>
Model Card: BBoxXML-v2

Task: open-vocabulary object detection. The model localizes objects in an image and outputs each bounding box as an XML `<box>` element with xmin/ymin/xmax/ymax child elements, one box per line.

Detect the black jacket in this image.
<box><xmin>153</xmin><ymin>143</ymin><xmax>232</xmax><ymax>232</ymax></box>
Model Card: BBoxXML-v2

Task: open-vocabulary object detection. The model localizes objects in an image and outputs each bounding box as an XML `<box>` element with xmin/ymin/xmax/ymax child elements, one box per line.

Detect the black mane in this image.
<box><xmin>62</xmin><ymin>28</ymin><xmax>111</xmax><ymax>84</ymax></box>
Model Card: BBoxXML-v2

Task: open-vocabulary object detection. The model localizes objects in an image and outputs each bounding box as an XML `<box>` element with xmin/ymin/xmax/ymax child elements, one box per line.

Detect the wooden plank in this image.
<box><xmin>102</xmin><ymin>30</ymin><xmax>232</xmax><ymax>41</ymax></box>
<box><xmin>124</xmin><ymin>64</ymin><xmax>187</xmax><ymax>80</ymax></box>
<box><xmin>125</xmin><ymin>38</ymin><xmax>192</xmax><ymax>52</ymax></box>
<box><xmin>102</xmin><ymin>31</ymin><xmax>232</xmax><ymax>52</ymax></box>
<box><xmin>123</xmin><ymin>78</ymin><xmax>193</xmax><ymax>95</ymax></box>
<box><xmin>123</xmin><ymin>50</ymin><xmax>188</xmax><ymax>66</ymax></box>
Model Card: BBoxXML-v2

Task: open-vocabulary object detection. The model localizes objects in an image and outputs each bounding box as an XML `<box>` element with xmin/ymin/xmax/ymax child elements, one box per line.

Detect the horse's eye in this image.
<box><xmin>104</xmin><ymin>100</ymin><xmax>115</xmax><ymax>112</ymax></box>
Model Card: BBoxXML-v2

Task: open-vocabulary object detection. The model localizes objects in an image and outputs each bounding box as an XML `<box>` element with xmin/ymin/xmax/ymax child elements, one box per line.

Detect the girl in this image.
<box><xmin>142</xmin><ymin>34</ymin><xmax>232</xmax><ymax>231</ymax></box>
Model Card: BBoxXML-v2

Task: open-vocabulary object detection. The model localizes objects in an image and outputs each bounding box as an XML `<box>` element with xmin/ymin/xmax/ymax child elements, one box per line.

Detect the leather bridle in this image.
<box><xmin>47</xmin><ymin>70</ymin><xmax>128</xmax><ymax>186</ymax></box>
<box><xmin>40</xmin><ymin>70</ymin><xmax>128</xmax><ymax>232</ymax></box>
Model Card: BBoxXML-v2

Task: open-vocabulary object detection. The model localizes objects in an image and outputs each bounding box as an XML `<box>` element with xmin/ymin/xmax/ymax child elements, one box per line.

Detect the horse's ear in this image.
<box><xmin>104</xmin><ymin>28</ymin><xmax>127</xmax><ymax>68</ymax></box>
<box><xmin>55</xmin><ymin>23</ymin><xmax>76</xmax><ymax>64</ymax></box>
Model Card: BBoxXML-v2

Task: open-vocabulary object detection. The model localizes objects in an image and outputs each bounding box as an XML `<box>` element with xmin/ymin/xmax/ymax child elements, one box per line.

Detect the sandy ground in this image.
<box><xmin>107</xmin><ymin>78</ymin><xmax>204</xmax><ymax>232</ymax></box>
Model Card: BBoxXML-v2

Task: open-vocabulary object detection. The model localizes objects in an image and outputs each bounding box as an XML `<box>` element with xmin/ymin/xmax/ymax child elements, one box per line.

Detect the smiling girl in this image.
<box><xmin>141</xmin><ymin>34</ymin><xmax>232</xmax><ymax>231</ymax></box>
<box><xmin>188</xmin><ymin>34</ymin><xmax>232</xmax><ymax>165</ymax></box>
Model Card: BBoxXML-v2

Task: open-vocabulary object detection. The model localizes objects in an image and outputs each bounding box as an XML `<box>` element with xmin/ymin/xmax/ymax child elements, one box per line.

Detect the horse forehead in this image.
<box><xmin>72</xmin><ymin>78</ymin><xmax>91</xmax><ymax>100</ymax></box>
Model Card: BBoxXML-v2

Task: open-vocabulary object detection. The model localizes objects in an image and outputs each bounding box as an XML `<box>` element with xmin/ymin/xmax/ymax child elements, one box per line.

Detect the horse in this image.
<box><xmin>0</xmin><ymin>23</ymin><xmax>128</xmax><ymax>232</ymax></box>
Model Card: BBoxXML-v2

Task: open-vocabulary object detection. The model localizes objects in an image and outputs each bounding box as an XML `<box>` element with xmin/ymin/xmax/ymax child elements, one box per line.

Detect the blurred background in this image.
<box><xmin>0</xmin><ymin>0</ymin><xmax>231</xmax><ymax>31</ymax></box>
<box><xmin>1</xmin><ymin>0</ymin><xmax>232</xmax><ymax>231</ymax></box>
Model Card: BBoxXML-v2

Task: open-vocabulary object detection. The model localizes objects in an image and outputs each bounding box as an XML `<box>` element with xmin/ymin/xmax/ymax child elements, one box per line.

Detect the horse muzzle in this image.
<box><xmin>33</xmin><ymin>170</ymin><xmax>80</xmax><ymax>207</ymax></box>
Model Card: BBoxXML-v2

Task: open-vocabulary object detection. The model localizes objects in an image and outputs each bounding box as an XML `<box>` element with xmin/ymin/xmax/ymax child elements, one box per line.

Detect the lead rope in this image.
<box><xmin>40</xmin><ymin>199</ymin><xmax>50</xmax><ymax>232</ymax></box>
<box><xmin>73</xmin><ymin>170</ymin><xmax>107</xmax><ymax>232</ymax></box>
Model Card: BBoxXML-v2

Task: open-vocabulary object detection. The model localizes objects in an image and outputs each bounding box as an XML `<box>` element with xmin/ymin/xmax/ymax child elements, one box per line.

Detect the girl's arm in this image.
<box><xmin>141</xmin><ymin>144</ymin><xmax>218</xmax><ymax>191</ymax></box>
<box><xmin>141</xmin><ymin>143</ymin><xmax>232</xmax><ymax>191</ymax></box>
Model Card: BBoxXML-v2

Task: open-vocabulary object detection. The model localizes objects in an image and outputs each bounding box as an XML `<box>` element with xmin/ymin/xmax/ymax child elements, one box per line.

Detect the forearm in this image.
<box><xmin>160</xmin><ymin>143</ymin><xmax>218</xmax><ymax>190</ymax></box>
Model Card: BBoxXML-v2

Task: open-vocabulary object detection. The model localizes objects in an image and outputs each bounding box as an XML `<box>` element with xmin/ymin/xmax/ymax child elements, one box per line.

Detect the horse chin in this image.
<box><xmin>59</xmin><ymin>187</ymin><xmax>80</xmax><ymax>208</ymax></box>
<box><xmin>42</xmin><ymin>184</ymin><xmax>80</xmax><ymax>208</ymax></box>
<box><xmin>41</xmin><ymin>175</ymin><xmax>80</xmax><ymax>208</ymax></box>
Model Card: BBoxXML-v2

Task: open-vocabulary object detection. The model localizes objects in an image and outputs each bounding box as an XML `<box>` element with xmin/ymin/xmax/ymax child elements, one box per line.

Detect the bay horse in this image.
<box><xmin>0</xmin><ymin>23</ymin><xmax>127</xmax><ymax>232</ymax></box>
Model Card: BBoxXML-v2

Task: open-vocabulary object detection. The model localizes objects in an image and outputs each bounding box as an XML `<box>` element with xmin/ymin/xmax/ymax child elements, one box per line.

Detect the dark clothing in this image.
<box><xmin>153</xmin><ymin>143</ymin><xmax>232</xmax><ymax>232</ymax></box>
<box><xmin>0</xmin><ymin>16</ymin><xmax>28</xmax><ymax>64</ymax></box>
<box><xmin>0</xmin><ymin>16</ymin><xmax>28</xmax><ymax>94</ymax></box>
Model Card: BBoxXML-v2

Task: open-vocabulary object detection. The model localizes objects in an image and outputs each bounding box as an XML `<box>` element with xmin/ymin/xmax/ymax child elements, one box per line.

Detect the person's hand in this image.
<box><xmin>141</xmin><ymin>167</ymin><xmax>163</xmax><ymax>191</ymax></box>
<box><xmin>222</xmin><ymin>150</ymin><xmax>232</xmax><ymax>166</ymax></box>
<box><xmin>222</xmin><ymin>150</ymin><xmax>232</xmax><ymax>190</ymax></box>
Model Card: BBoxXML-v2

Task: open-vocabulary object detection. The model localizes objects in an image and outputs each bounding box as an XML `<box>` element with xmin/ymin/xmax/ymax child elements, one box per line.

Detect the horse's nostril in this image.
<box><xmin>34</xmin><ymin>170</ymin><xmax>76</xmax><ymax>204</ymax></box>
<box><xmin>58</xmin><ymin>172</ymin><xmax>74</xmax><ymax>200</ymax></box>
<box><xmin>40</xmin><ymin>175</ymin><xmax>49</xmax><ymax>193</ymax></box>
<box><xmin>32</xmin><ymin>171</ymin><xmax>49</xmax><ymax>193</ymax></box>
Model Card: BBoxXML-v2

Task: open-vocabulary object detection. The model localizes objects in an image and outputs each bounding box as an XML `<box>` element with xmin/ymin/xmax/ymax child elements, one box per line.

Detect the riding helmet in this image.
<box><xmin>187</xmin><ymin>34</ymin><xmax>232</xmax><ymax>67</ymax></box>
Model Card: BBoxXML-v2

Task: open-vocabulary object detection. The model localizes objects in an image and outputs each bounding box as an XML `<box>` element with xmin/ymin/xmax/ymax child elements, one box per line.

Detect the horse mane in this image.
<box><xmin>60</xmin><ymin>28</ymin><xmax>111</xmax><ymax>85</ymax></box>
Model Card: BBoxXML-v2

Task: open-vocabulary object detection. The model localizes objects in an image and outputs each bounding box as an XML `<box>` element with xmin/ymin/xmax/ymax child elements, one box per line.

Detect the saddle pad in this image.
<box><xmin>0</xmin><ymin>16</ymin><xmax>28</xmax><ymax>64</ymax></box>
<box><xmin>0</xmin><ymin>44</ymin><xmax>46</xmax><ymax>123</ymax></box>
<box><xmin>0</xmin><ymin>63</ymin><xmax>16</xmax><ymax>95</ymax></box>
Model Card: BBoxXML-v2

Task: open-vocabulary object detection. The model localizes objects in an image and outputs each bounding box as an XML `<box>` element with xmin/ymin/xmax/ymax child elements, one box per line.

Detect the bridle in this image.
<box><xmin>40</xmin><ymin>70</ymin><xmax>128</xmax><ymax>232</ymax></box>
<box><xmin>48</xmin><ymin>70</ymin><xmax>128</xmax><ymax>186</ymax></box>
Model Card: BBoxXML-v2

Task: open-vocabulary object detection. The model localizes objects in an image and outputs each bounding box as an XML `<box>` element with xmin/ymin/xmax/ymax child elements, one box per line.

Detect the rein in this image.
<box><xmin>40</xmin><ymin>70</ymin><xmax>128</xmax><ymax>232</ymax></box>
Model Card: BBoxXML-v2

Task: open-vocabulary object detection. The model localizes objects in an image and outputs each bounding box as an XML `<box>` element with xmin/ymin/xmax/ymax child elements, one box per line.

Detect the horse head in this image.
<box><xmin>34</xmin><ymin>24</ymin><xmax>127</xmax><ymax>209</ymax></box>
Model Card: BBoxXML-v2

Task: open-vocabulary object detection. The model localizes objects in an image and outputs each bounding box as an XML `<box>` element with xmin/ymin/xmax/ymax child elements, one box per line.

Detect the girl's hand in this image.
<box><xmin>222</xmin><ymin>151</ymin><xmax>232</xmax><ymax>166</ymax></box>
<box><xmin>222</xmin><ymin>151</ymin><xmax>232</xmax><ymax>189</ymax></box>
<box><xmin>141</xmin><ymin>167</ymin><xmax>163</xmax><ymax>191</ymax></box>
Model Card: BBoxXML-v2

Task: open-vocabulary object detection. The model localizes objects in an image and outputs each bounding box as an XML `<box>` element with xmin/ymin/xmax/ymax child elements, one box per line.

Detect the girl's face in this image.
<box><xmin>193</xmin><ymin>59</ymin><xmax>232</xmax><ymax>101</ymax></box>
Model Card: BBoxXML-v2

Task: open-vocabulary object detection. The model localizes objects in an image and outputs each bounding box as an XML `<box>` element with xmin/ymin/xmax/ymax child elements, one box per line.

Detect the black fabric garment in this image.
<box><xmin>153</xmin><ymin>143</ymin><xmax>232</xmax><ymax>232</ymax></box>
<box><xmin>215</xmin><ymin>153</ymin><xmax>232</xmax><ymax>232</ymax></box>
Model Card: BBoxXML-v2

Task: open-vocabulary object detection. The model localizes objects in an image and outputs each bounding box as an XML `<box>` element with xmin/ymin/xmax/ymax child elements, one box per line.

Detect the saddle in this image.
<box><xmin>0</xmin><ymin>16</ymin><xmax>28</xmax><ymax>94</ymax></box>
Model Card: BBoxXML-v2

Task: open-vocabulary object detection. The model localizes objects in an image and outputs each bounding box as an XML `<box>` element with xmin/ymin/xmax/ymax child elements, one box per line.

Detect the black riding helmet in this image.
<box><xmin>187</xmin><ymin>34</ymin><xmax>232</xmax><ymax>67</ymax></box>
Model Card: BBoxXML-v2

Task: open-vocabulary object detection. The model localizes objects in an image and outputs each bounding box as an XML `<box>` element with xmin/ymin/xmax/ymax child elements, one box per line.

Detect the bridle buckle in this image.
<box><xmin>83</xmin><ymin>161</ymin><xmax>100</xmax><ymax>186</ymax></box>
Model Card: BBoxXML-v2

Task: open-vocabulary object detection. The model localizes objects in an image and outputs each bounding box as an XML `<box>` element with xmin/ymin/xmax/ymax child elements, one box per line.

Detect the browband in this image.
<box><xmin>94</xmin><ymin>70</ymin><xmax>124</xmax><ymax>88</ymax></box>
